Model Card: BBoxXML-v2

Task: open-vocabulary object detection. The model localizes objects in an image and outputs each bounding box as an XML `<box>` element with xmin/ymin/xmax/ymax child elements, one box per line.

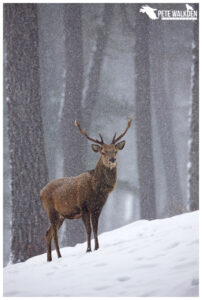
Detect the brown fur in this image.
<box><xmin>40</xmin><ymin>119</ymin><xmax>132</xmax><ymax>261</ymax></box>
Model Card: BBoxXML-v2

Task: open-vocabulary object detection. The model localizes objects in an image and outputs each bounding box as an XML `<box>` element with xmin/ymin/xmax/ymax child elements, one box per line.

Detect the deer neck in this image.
<box><xmin>93</xmin><ymin>158</ymin><xmax>117</xmax><ymax>194</ymax></box>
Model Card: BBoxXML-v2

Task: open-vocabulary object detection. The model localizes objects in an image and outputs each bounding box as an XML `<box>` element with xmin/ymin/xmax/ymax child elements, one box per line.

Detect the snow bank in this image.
<box><xmin>4</xmin><ymin>211</ymin><xmax>199</xmax><ymax>297</ymax></box>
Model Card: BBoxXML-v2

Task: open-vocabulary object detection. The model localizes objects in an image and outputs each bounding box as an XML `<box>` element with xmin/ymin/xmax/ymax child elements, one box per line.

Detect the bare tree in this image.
<box><xmin>120</xmin><ymin>4</ymin><xmax>156</xmax><ymax>219</ymax></box>
<box><xmin>3</xmin><ymin>53</ymin><xmax>11</xmax><ymax>265</ymax></box>
<box><xmin>38</xmin><ymin>5</ymin><xmax>66</xmax><ymax>180</ymax></box>
<box><xmin>61</xmin><ymin>4</ymin><xmax>114</xmax><ymax>246</ymax></box>
<box><xmin>150</xmin><ymin>21</ymin><xmax>183</xmax><ymax>216</ymax></box>
<box><xmin>188</xmin><ymin>5</ymin><xmax>199</xmax><ymax>211</ymax></box>
<box><xmin>4</xmin><ymin>4</ymin><xmax>49</xmax><ymax>263</ymax></box>
<box><xmin>61</xmin><ymin>4</ymin><xmax>86</xmax><ymax>246</ymax></box>
<box><xmin>134</xmin><ymin>5</ymin><xmax>156</xmax><ymax>219</ymax></box>
<box><xmin>82</xmin><ymin>4</ymin><xmax>114</xmax><ymax>127</ymax></box>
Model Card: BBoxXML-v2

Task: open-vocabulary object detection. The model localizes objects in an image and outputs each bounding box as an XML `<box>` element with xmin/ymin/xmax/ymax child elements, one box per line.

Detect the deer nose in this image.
<box><xmin>109</xmin><ymin>157</ymin><xmax>116</xmax><ymax>163</ymax></box>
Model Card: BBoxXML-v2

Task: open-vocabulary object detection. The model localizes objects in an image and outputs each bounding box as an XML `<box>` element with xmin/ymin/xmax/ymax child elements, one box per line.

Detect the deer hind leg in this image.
<box><xmin>46</xmin><ymin>226</ymin><xmax>52</xmax><ymax>262</ymax></box>
<box><xmin>91</xmin><ymin>210</ymin><xmax>101</xmax><ymax>251</ymax></box>
<box><xmin>46</xmin><ymin>214</ymin><xmax>64</xmax><ymax>262</ymax></box>
<box><xmin>82</xmin><ymin>211</ymin><xmax>92</xmax><ymax>252</ymax></box>
<box><xmin>49</xmin><ymin>209</ymin><xmax>64</xmax><ymax>259</ymax></box>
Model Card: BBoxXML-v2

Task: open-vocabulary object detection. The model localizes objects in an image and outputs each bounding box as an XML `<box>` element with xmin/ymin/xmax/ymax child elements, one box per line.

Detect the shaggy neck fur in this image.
<box><xmin>93</xmin><ymin>158</ymin><xmax>117</xmax><ymax>195</ymax></box>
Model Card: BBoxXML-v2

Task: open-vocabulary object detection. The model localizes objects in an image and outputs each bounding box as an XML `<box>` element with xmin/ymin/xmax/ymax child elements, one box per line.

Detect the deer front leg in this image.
<box><xmin>91</xmin><ymin>210</ymin><xmax>101</xmax><ymax>250</ymax></box>
<box><xmin>82</xmin><ymin>211</ymin><xmax>92</xmax><ymax>252</ymax></box>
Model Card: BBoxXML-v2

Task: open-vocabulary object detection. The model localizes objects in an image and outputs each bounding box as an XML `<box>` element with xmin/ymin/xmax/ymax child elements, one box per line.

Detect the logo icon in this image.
<box><xmin>186</xmin><ymin>4</ymin><xmax>194</xmax><ymax>11</ymax></box>
<box><xmin>139</xmin><ymin>5</ymin><xmax>158</xmax><ymax>20</ymax></box>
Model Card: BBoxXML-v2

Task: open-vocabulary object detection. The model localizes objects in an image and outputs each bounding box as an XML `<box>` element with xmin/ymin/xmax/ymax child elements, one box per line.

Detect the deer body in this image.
<box><xmin>41</xmin><ymin>159</ymin><xmax>117</xmax><ymax>219</ymax></box>
<box><xmin>41</xmin><ymin>119</ymin><xmax>132</xmax><ymax>261</ymax></box>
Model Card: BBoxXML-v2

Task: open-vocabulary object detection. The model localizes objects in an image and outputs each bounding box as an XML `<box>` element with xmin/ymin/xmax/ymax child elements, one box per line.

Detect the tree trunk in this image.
<box><xmin>61</xmin><ymin>4</ymin><xmax>86</xmax><ymax>246</ymax></box>
<box><xmin>82</xmin><ymin>4</ymin><xmax>114</xmax><ymax>128</ymax></box>
<box><xmin>134</xmin><ymin>5</ymin><xmax>156</xmax><ymax>220</ymax></box>
<box><xmin>61</xmin><ymin>4</ymin><xmax>114</xmax><ymax>246</ymax></box>
<box><xmin>38</xmin><ymin>5</ymin><xmax>65</xmax><ymax>180</ymax></box>
<box><xmin>189</xmin><ymin>5</ymin><xmax>199</xmax><ymax>211</ymax></box>
<box><xmin>150</xmin><ymin>21</ymin><xmax>184</xmax><ymax>216</ymax></box>
<box><xmin>4</xmin><ymin>4</ymin><xmax>49</xmax><ymax>263</ymax></box>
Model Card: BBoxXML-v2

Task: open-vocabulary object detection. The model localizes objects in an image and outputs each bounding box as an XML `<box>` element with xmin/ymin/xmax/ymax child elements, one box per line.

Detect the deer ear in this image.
<box><xmin>115</xmin><ymin>140</ymin><xmax>125</xmax><ymax>151</ymax></box>
<box><xmin>91</xmin><ymin>144</ymin><xmax>101</xmax><ymax>153</ymax></box>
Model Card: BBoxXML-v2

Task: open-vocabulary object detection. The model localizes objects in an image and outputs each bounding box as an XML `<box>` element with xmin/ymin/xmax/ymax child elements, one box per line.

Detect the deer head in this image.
<box><xmin>75</xmin><ymin>118</ymin><xmax>133</xmax><ymax>169</ymax></box>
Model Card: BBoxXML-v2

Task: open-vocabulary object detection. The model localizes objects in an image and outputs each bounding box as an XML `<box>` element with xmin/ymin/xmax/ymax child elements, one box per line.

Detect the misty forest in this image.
<box><xmin>3</xmin><ymin>3</ymin><xmax>198</xmax><ymax>267</ymax></box>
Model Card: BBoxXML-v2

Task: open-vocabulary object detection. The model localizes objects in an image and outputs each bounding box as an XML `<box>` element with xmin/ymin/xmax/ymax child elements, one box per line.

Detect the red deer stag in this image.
<box><xmin>40</xmin><ymin>118</ymin><xmax>133</xmax><ymax>261</ymax></box>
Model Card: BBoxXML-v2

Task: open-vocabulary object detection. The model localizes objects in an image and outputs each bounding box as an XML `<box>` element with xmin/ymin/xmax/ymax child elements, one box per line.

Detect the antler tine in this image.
<box><xmin>74</xmin><ymin>120</ymin><xmax>104</xmax><ymax>145</ymax></box>
<box><xmin>112</xmin><ymin>117</ymin><xmax>133</xmax><ymax>144</ymax></box>
<box><xmin>99</xmin><ymin>133</ymin><xmax>104</xmax><ymax>144</ymax></box>
<box><xmin>112</xmin><ymin>132</ymin><xmax>117</xmax><ymax>144</ymax></box>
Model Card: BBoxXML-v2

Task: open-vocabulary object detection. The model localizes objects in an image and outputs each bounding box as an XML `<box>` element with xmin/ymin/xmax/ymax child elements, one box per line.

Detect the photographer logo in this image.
<box><xmin>140</xmin><ymin>4</ymin><xmax>197</xmax><ymax>20</ymax></box>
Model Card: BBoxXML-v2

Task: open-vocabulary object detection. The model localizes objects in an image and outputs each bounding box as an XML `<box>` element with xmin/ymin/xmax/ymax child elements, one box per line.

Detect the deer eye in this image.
<box><xmin>101</xmin><ymin>152</ymin><xmax>106</xmax><ymax>155</ymax></box>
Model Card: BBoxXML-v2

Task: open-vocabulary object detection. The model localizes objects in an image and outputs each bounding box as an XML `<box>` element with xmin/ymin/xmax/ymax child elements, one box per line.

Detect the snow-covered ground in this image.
<box><xmin>4</xmin><ymin>211</ymin><xmax>199</xmax><ymax>297</ymax></box>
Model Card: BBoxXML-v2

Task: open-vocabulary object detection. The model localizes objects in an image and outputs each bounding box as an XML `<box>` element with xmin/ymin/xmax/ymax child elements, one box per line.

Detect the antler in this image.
<box><xmin>112</xmin><ymin>117</ymin><xmax>133</xmax><ymax>144</ymax></box>
<box><xmin>75</xmin><ymin>120</ymin><xmax>104</xmax><ymax>145</ymax></box>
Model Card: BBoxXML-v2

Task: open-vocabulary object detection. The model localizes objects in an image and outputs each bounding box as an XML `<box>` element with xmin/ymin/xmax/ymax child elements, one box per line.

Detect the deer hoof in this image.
<box><xmin>86</xmin><ymin>248</ymin><xmax>92</xmax><ymax>252</ymax></box>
